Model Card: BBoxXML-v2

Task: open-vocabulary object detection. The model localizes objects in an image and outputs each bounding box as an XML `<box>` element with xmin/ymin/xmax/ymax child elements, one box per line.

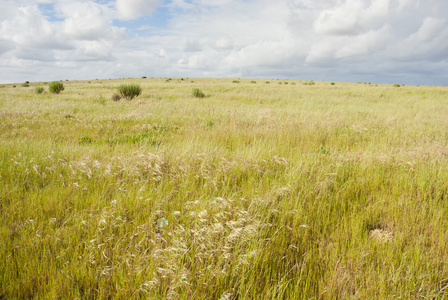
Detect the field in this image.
<box><xmin>1</xmin><ymin>78</ymin><xmax>448</xmax><ymax>299</ymax></box>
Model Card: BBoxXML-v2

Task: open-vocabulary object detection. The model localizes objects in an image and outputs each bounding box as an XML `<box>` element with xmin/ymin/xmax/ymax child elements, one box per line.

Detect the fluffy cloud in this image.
<box><xmin>313</xmin><ymin>0</ymin><xmax>390</xmax><ymax>35</ymax></box>
<box><xmin>0</xmin><ymin>0</ymin><xmax>447</xmax><ymax>85</ymax></box>
<box><xmin>386</xmin><ymin>17</ymin><xmax>448</xmax><ymax>61</ymax></box>
<box><xmin>58</xmin><ymin>2</ymin><xmax>123</xmax><ymax>41</ymax></box>
<box><xmin>116</xmin><ymin>0</ymin><xmax>161</xmax><ymax>20</ymax></box>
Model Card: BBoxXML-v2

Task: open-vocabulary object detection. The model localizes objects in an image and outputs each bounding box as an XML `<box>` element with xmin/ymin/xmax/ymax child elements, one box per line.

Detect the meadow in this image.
<box><xmin>1</xmin><ymin>78</ymin><xmax>448</xmax><ymax>299</ymax></box>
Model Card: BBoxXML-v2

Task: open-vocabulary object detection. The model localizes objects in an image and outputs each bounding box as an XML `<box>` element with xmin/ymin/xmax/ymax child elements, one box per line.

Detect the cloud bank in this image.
<box><xmin>0</xmin><ymin>0</ymin><xmax>447</xmax><ymax>85</ymax></box>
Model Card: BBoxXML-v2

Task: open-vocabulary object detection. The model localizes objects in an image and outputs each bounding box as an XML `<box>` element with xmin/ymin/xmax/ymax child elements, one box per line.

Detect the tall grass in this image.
<box><xmin>1</xmin><ymin>78</ymin><xmax>448</xmax><ymax>299</ymax></box>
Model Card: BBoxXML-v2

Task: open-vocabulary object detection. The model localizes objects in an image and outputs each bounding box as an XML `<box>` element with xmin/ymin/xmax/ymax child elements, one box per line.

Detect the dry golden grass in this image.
<box><xmin>1</xmin><ymin>78</ymin><xmax>448</xmax><ymax>299</ymax></box>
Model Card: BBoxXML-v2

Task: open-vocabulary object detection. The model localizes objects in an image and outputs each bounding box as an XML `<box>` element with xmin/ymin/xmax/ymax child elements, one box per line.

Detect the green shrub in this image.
<box><xmin>21</xmin><ymin>82</ymin><xmax>29</xmax><ymax>87</ymax></box>
<box><xmin>117</xmin><ymin>84</ymin><xmax>142</xmax><ymax>100</ymax></box>
<box><xmin>35</xmin><ymin>87</ymin><xmax>44</xmax><ymax>94</ymax></box>
<box><xmin>12</xmin><ymin>85</ymin><xmax>16</xmax><ymax>88</ymax></box>
<box><xmin>393</xmin><ymin>83</ymin><xmax>401</xmax><ymax>88</ymax></box>
<box><xmin>331</xmin><ymin>82</ymin><xmax>335</xmax><ymax>85</ymax></box>
<box><xmin>49</xmin><ymin>81</ymin><xmax>65</xmax><ymax>94</ymax></box>
<box><xmin>232</xmin><ymin>80</ymin><xmax>239</xmax><ymax>83</ymax></box>
<box><xmin>192</xmin><ymin>88</ymin><xmax>205</xmax><ymax>98</ymax></box>
<box><xmin>251</xmin><ymin>81</ymin><xmax>256</xmax><ymax>84</ymax></box>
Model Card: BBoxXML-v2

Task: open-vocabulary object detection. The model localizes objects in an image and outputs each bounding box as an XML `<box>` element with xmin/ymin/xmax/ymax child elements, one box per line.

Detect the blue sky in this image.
<box><xmin>1</xmin><ymin>0</ymin><xmax>448</xmax><ymax>85</ymax></box>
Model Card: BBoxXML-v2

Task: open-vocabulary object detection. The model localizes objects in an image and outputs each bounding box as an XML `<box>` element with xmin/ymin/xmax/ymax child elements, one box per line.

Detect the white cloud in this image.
<box><xmin>0</xmin><ymin>0</ymin><xmax>447</xmax><ymax>85</ymax></box>
<box><xmin>116</xmin><ymin>0</ymin><xmax>161</xmax><ymax>20</ymax></box>
<box><xmin>386</xmin><ymin>17</ymin><xmax>448</xmax><ymax>61</ymax></box>
<box><xmin>307</xmin><ymin>25</ymin><xmax>393</xmax><ymax>62</ymax></box>
<box><xmin>214</xmin><ymin>37</ymin><xmax>233</xmax><ymax>50</ymax></box>
<box><xmin>58</xmin><ymin>1</ymin><xmax>123</xmax><ymax>41</ymax></box>
<box><xmin>314</xmin><ymin>0</ymin><xmax>390</xmax><ymax>36</ymax></box>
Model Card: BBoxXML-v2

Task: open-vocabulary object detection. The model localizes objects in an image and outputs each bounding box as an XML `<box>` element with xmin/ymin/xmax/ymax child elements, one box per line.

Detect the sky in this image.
<box><xmin>0</xmin><ymin>0</ymin><xmax>447</xmax><ymax>85</ymax></box>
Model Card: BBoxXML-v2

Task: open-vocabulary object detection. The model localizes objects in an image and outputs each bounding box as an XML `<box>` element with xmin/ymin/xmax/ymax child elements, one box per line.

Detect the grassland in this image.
<box><xmin>1</xmin><ymin>78</ymin><xmax>448</xmax><ymax>299</ymax></box>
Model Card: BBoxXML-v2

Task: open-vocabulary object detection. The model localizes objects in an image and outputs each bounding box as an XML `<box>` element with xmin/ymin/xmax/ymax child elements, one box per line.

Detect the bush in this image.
<box><xmin>192</xmin><ymin>88</ymin><xmax>205</xmax><ymax>98</ymax></box>
<box><xmin>49</xmin><ymin>81</ymin><xmax>65</xmax><ymax>94</ymax></box>
<box><xmin>117</xmin><ymin>84</ymin><xmax>142</xmax><ymax>100</ymax></box>
<box><xmin>21</xmin><ymin>82</ymin><xmax>29</xmax><ymax>87</ymax></box>
<box><xmin>35</xmin><ymin>87</ymin><xmax>44</xmax><ymax>94</ymax></box>
<box><xmin>393</xmin><ymin>83</ymin><xmax>401</xmax><ymax>88</ymax></box>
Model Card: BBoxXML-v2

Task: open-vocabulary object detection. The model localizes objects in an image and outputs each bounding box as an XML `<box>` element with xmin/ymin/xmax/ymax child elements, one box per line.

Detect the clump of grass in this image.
<box><xmin>192</xmin><ymin>88</ymin><xmax>205</xmax><ymax>98</ymax></box>
<box><xmin>331</xmin><ymin>82</ymin><xmax>335</xmax><ymax>85</ymax></box>
<box><xmin>117</xmin><ymin>84</ymin><xmax>142</xmax><ymax>100</ymax></box>
<box><xmin>94</xmin><ymin>95</ymin><xmax>106</xmax><ymax>105</ymax></box>
<box><xmin>49</xmin><ymin>81</ymin><xmax>65</xmax><ymax>94</ymax></box>
<box><xmin>303</xmin><ymin>80</ymin><xmax>315</xmax><ymax>85</ymax></box>
<box><xmin>21</xmin><ymin>82</ymin><xmax>29</xmax><ymax>87</ymax></box>
<box><xmin>393</xmin><ymin>83</ymin><xmax>401</xmax><ymax>87</ymax></box>
<box><xmin>232</xmin><ymin>80</ymin><xmax>239</xmax><ymax>83</ymax></box>
<box><xmin>35</xmin><ymin>87</ymin><xmax>44</xmax><ymax>94</ymax></box>
<box><xmin>111</xmin><ymin>93</ymin><xmax>121</xmax><ymax>101</ymax></box>
<box><xmin>251</xmin><ymin>81</ymin><xmax>256</xmax><ymax>84</ymax></box>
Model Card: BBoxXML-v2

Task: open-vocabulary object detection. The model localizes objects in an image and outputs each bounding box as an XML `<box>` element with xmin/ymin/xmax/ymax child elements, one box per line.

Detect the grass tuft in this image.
<box><xmin>35</xmin><ymin>87</ymin><xmax>44</xmax><ymax>94</ymax></box>
<box><xmin>192</xmin><ymin>88</ymin><xmax>205</xmax><ymax>98</ymax></box>
<box><xmin>117</xmin><ymin>84</ymin><xmax>142</xmax><ymax>100</ymax></box>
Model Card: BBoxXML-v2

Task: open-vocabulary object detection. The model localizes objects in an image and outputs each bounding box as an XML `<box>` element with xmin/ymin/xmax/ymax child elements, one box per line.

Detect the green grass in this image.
<box><xmin>1</xmin><ymin>78</ymin><xmax>448</xmax><ymax>299</ymax></box>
